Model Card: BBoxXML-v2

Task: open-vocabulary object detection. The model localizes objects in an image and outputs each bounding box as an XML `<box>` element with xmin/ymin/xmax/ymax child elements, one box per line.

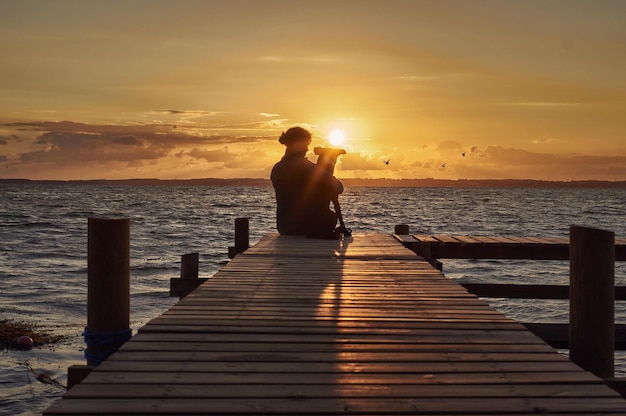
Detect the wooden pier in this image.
<box><xmin>45</xmin><ymin>233</ymin><xmax>626</xmax><ymax>415</ymax></box>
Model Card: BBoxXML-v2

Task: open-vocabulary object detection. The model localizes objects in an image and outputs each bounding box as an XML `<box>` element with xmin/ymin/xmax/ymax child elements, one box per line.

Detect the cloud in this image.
<box><xmin>0</xmin><ymin>134</ymin><xmax>21</xmax><ymax>145</ymax></box>
<box><xmin>1</xmin><ymin>120</ymin><xmax>278</xmax><ymax>178</ymax></box>
<box><xmin>2</xmin><ymin>119</ymin><xmax>625</xmax><ymax>181</ymax></box>
<box><xmin>260</xmin><ymin>119</ymin><xmax>289</xmax><ymax>129</ymax></box>
<box><xmin>223</xmin><ymin>148</ymin><xmax>273</xmax><ymax>170</ymax></box>
<box><xmin>6</xmin><ymin>120</ymin><xmax>166</xmax><ymax>135</ymax></box>
<box><xmin>110</xmin><ymin>135</ymin><xmax>144</xmax><ymax>146</ymax></box>
<box><xmin>506</xmin><ymin>102</ymin><xmax>583</xmax><ymax>108</ymax></box>
<box><xmin>183</xmin><ymin>146</ymin><xmax>271</xmax><ymax>167</ymax></box>
<box><xmin>152</xmin><ymin>109</ymin><xmax>224</xmax><ymax>116</ymax></box>
<box><xmin>185</xmin><ymin>147</ymin><xmax>232</xmax><ymax>163</ymax></box>
<box><xmin>532</xmin><ymin>137</ymin><xmax>556</xmax><ymax>145</ymax></box>
<box><xmin>256</xmin><ymin>55</ymin><xmax>337</xmax><ymax>64</ymax></box>
<box><xmin>19</xmin><ymin>131</ymin><xmax>172</xmax><ymax>163</ymax></box>
<box><xmin>399</xmin><ymin>75</ymin><xmax>435</xmax><ymax>82</ymax></box>
<box><xmin>338</xmin><ymin>152</ymin><xmax>387</xmax><ymax>172</ymax></box>
<box><xmin>454</xmin><ymin>145</ymin><xmax>626</xmax><ymax>180</ymax></box>
<box><xmin>437</xmin><ymin>140</ymin><xmax>464</xmax><ymax>153</ymax></box>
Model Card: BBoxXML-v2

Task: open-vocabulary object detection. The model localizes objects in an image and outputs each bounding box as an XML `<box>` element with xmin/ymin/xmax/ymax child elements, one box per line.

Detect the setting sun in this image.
<box><xmin>328</xmin><ymin>129</ymin><xmax>346</xmax><ymax>147</ymax></box>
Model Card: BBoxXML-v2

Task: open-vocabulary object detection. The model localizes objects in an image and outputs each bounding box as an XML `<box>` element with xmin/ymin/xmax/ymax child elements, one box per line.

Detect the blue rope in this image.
<box><xmin>83</xmin><ymin>326</ymin><xmax>132</xmax><ymax>365</ymax></box>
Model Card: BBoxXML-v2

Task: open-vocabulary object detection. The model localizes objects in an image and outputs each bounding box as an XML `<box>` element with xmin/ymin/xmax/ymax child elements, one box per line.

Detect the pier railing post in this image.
<box><xmin>569</xmin><ymin>225</ymin><xmax>615</xmax><ymax>378</ymax></box>
<box><xmin>86</xmin><ymin>217</ymin><xmax>131</xmax><ymax>365</ymax></box>
<box><xmin>395</xmin><ymin>224</ymin><xmax>410</xmax><ymax>235</ymax></box>
<box><xmin>235</xmin><ymin>217</ymin><xmax>250</xmax><ymax>253</ymax></box>
<box><xmin>229</xmin><ymin>217</ymin><xmax>250</xmax><ymax>259</ymax></box>
<box><xmin>170</xmin><ymin>252</ymin><xmax>207</xmax><ymax>298</ymax></box>
<box><xmin>68</xmin><ymin>217</ymin><xmax>131</xmax><ymax>389</ymax></box>
<box><xmin>181</xmin><ymin>252</ymin><xmax>199</xmax><ymax>279</ymax></box>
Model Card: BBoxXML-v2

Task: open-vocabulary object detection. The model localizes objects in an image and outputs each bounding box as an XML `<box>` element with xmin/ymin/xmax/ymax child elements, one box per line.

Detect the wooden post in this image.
<box><xmin>394</xmin><ymin>224</ymin><xmax>410</xmax><ymax>235</ymax></box>
<box><xmin>181</xmin><ymin>252</ymin><xmax>199</xmax><ymax>279</ymax></box>
<box><xmin>170</xmin><ymin>253</ymin><xmax>206</xmax><ymax>298</ymax></box>
<box><xmin>70</xmin><ymin>217</ymin><xmax>131</xmax><ymax>386</ymax></box>
<box><xmin>228</xmin><ymin>218</ymin><xmax>250</xmax><ymax>259</ymax></box>
<box><xmin>170</xmin><ymin>252</ymin><xmax>206</xmax><ymax>298</ymax></box>
<box><xmin>235</xmin><ymin>217</ymin><xmax>250</xmax><ymax>254</ymax></box>
<box><xmin>67</xmin><ymin>365</ymin><xmax>93</xmax><ymax>390</ymax></box>
<box><xmin>86</xmin><ymin>217</ymin><xmax>130</xmax><ymax>365</ymax></box>
<box><xmin>569</xmin><ymin>225</ymin><xmax>615</xmax><ymax>378</ymax></box>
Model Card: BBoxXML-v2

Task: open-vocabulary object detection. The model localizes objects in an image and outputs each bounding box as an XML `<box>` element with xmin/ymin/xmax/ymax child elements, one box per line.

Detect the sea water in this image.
<box><xmin>1</xmin><ymin>183</ymin><xmax>625</xmax><ymax>415</ymax></box>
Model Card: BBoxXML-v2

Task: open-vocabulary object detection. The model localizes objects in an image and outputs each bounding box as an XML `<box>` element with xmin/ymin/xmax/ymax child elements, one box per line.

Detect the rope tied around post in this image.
<box><xmin>83</xmin><ymin>326</ymin><xmax>132</xmax><ymax>365</ymax></box>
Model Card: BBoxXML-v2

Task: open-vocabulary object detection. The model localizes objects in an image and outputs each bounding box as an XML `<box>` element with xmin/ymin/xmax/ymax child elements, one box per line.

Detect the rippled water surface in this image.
<box><xmin>1</xmin><ymin>183</ymin><xmax>625</xmax><ymax>415</ymax></box>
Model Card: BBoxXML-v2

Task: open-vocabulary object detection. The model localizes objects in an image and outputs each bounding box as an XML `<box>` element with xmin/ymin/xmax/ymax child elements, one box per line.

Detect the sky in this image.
<box><xmin>1</xmin><ymin>0</ymin><xmax>625</xmax><ymax>181</ymax></box>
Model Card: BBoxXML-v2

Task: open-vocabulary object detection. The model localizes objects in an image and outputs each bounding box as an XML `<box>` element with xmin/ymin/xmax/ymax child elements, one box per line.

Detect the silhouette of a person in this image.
<box><xmin>271</xmin><ymin>127</ymin><xmax>344</xmax><ymax>239</ymax></box>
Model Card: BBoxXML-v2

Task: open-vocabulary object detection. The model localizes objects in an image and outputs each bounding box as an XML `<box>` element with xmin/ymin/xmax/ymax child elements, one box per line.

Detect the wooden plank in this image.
<box><xmin>126</xmin><ymin>330</ymin><xmax>548</xmax><ymax>345</ymax></box>
<box><xmin>138</xmin><ymin>322</ymin><xmax>528</xmax><ymax>336</ymax></box>
<box><xmin>44</xmin><ymin>396</ymin><xmax>626</xmax><ymax>415</ymax></box>
<box><xmin>106</xmin><ymin>350</ymin><xmax>569</xmax><ymax>364</ymax></box>
<box><xmin>411</xmin><ymin>234</ymin><xmax>440</xmax><ymax>243</ymax></box>
<box><xmin>72</xmin><ymin>368</ymin><xmax>604</xmax><ymax>385</ymax></box>
<box><xmin>451</xmin><ymin>235</ymin><xmax>483</xmax><ymax>244</ymax></box>
<box><xmin>432</xmin><ymin>234</ymin><xmax>464</xmax><ymax>244</ymax></box>
<box><xmin>488</xmin><ymin>236</ymin><xmax>524</xmax><ymax>244</ymax></box>
<box><xmin>543</xmin><ymin>236</ymin><xmax>569</xmax><ymax>244</ymax></box>
<box><xmin>392</xmin><ymin>233</ymin><xmax>417</xmax><ymax>244</ymax></box>
<box><xmin>499</xmin><ymin>236</ymin><xmax>545</xmax><ymax>244</ymax></box>
<box><xmin>92</xmin><ymin>360</ymin><xmax>583</xmax><ymax>374</ymax></box>
<box><xmin>65</xmin><ymin>383</ymin><xmax>616</xmax><ymax>399</ymax></box>
<box><xmin>468</xmin><ymin>235</ymin><xmax>508</xmax><ymax>244</ymax></box>
<box><xmin>117</xmin><ymin>341</ymin><xmax>556</xmax><ymax>354</ymax></box>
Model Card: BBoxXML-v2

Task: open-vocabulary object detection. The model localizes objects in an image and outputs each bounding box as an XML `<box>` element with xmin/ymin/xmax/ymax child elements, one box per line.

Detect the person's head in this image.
<box><xmin>279</xmin><ymin>127</ymin><xmax>311</xmax><ymax>154</ymax></box>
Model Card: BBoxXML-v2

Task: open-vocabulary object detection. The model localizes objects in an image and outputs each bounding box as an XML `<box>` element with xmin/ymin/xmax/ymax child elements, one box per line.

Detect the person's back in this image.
<box><xmin>270</xmin><ymin>127</ymin><xmax>343</xmax><ymax>238</ymax></box>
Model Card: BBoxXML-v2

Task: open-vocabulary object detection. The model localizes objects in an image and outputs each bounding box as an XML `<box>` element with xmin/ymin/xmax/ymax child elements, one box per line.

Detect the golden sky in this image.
<box><xmin>1</xmin><ymin>0</ymin><xmax>625</xmax><ymax>181</ymax></box>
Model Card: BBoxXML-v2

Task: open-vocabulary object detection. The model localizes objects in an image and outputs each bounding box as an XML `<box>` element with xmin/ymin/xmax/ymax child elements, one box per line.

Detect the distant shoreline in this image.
<box><xmin>1</xmin><ymin>178</ymin><xmax>626</xmax><ymax>188</ymax></box>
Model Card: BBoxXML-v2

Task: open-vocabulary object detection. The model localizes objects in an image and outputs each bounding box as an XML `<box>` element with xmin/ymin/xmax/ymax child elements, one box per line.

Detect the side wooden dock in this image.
<box><xmin>45</xmin><ymin>233</ymin><xmax>626</xmax><ymax>415</ymax></box>
<box><xmin>395</xmin><ymin>231</ymin><xmax>626</xmax><ymax>351</ymax></box>
<box><xmin>395</xmin><ymin>233</ymin><xmax>626</xmax><ymax>261</ymax></box>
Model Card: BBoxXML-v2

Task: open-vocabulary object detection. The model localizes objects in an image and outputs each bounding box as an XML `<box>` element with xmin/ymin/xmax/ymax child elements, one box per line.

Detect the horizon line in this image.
<box><xmin>2</xmin><ymin>177</ymin><xmax>625</xmax><ymax>188</ymax></box>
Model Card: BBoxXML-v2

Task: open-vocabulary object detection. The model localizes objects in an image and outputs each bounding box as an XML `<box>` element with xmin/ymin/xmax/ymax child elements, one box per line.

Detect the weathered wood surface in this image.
<box><xmin>45</xmin><ymin>233</ymin><xmax>626</xmax><ymax>415</ymax></box>
<box><xmin>396</xmin><ymin>234</ymin><xmax>626</xmax><ymax>261</ymax></box>
<box><xmin>460</xmin><ymin>283</ymin><xmax>626</xmax><ymax>300</ymax></box>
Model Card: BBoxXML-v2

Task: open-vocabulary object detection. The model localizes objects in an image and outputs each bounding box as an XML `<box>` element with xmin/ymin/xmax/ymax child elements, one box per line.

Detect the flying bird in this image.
<box><xmin>384</xmin><ymin>159</ymin><xmax>390</xmax><ymax>165</ymax></box>
<box><xmin>462</xmin><ymin>152</ymin><xmax>466</xmax><ymax>157</ymax></box>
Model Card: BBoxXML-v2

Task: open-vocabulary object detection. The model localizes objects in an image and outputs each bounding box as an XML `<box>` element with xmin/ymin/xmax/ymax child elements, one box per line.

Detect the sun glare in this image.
<box><xmin>328</xmin><ymin>129</ymin><xmax>346</xmax><ymax>147</ymax></box>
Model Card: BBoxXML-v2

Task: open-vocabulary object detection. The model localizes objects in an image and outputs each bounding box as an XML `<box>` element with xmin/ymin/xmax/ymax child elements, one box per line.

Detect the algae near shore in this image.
<box><xmin>0</xmin><ymin>319</ymin><xmax>64</xmax><ymax>349</ymax></box>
